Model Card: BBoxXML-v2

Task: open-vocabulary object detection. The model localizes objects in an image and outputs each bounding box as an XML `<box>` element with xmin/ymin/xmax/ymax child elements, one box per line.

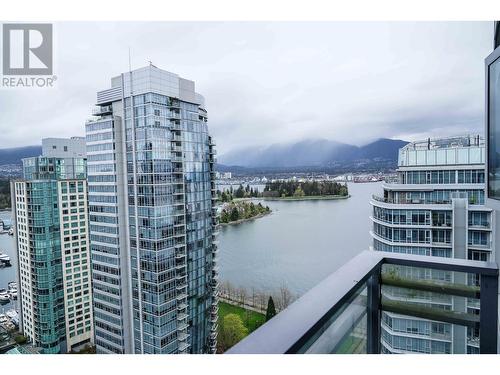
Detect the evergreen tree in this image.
<box><xmin>235</xmin><ymin>185</ymin><xmax>245</xmax><ymax>198</ymax></box>
<box><xmin>265</xmin><ymin>296</ymin><xmax>277</xmax><ymax>321</ymax></box>
<box><xmin>230</xmin><ymin>207</ymin><xmax>240</xmax><ymax>222</ymax></box>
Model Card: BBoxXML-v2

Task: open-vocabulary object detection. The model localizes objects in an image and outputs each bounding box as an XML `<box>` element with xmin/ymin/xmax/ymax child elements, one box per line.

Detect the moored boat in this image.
<box><xmin>8</xmin><ymin>290</ymin><xmax>17</xmax><ymax>300</ymax></box>
<box><xmin>0</xmin><ymin>252</ymin><xmax>11</xmax><ymax>266</ymax></box>
<box><xmin>0</xmin><ymin>288</ymin><xmax>10</xmax><ymax>303</ymax></box>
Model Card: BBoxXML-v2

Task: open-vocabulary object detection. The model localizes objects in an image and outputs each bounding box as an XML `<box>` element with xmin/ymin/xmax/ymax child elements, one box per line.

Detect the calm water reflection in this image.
<box><xmin>218</xmin><ymin>182</ymin><xmax>382</xmax><ymax>296</ymax></box>
<box><xmin>0</xmin><ymin>182</ymin><xmax>382</xmax><ymax>309</ymax></box>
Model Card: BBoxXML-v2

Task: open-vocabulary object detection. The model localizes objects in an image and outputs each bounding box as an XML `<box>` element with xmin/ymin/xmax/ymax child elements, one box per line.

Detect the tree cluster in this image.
<box><xmin>217</xmin><ymin>313</ymin><xmax>248</xmax><ymax>353</ymax></box>
<box><xmin>219</xmin><ymin>280</ymin><xmax>296</xmax><ymax>314</ymax></box>
<box><xmin>216</xmin><ymin>184</ymin><xmax>261</xmax><ymax>202</ymax></box>
<box><xmin>263</xmin><ymin>180</ymin><xmax>348</xmax><ymax>198</ymax></box>
<box><xmin>219</xmin><ymin>201</ymin><xmax>271</xmax><ymax>224</ymax></box>
<box><xmin>0</xmin><ymin>179</ymin><xmax>11</xmax><ymax>210</ymax></box>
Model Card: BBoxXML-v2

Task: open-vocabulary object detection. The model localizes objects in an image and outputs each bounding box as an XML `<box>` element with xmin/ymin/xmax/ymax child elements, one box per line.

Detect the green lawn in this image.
<box><xmin>218</xmin><ymin>301</ymin><xmax>265</xmax><ymax>333</ymax></box>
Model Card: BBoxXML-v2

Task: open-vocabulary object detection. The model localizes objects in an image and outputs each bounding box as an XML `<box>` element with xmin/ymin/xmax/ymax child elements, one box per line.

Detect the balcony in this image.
<box><xmin>92</xmin><ymin>105</ymin><xmax>113</xmax><ymax>116</ymax></box>
<box><xmin>372</xmin><ymin>194</ymin><xmax>452</xmax><ymax>206</ymax></box>
<box><xmin>178</xmin><ymin>342</ymin><xmax>190</xmax><ymax>352</ymax></box>
<box><xmin>177</xmin><ymin>313</ymin><xmax>188</xmax><ymax>321</ymax></box>
<box><xmin>228</xmin><ymin>251</ymin><xmax>498</xmax><ymax>354</ymax></box>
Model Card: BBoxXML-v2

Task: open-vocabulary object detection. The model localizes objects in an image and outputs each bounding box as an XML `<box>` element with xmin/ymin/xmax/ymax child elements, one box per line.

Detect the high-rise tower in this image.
<box><xmin>85</xmin><ymin>65</ymin><xmax>218</xmax><ymax>354</ymax></box>
<box><xmin>371</xmin><ymin>135</ymin><xmax>492</xmax><ymax>354</ymax></box>
<box><xmin>12</xmin><ymin>137</ymin><xmax>94</xmax><ymax>353</ymax></box>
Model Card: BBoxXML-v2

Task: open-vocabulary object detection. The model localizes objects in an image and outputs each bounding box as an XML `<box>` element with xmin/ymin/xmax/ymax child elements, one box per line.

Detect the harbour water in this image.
<box><xmin>0</xmin><ymin>182</ymin><xmax>382</xmax><ymax>309</ymax></box>
<box><xmin>217</xmin><ymin>182</ymin><xmax>382</xmax><ymax>297</ymax></box>
<box><xmin>0</xmin><ymin>211</ymin><xmax>18</xmax><ymax>313</ymax></box>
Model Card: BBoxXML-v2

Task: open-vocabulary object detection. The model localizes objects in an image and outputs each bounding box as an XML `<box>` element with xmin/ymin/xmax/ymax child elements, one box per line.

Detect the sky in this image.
<box><xmin>0</xmin><ymin>21</ymin><xmax>495</xmax><ymax>155</ymax></box>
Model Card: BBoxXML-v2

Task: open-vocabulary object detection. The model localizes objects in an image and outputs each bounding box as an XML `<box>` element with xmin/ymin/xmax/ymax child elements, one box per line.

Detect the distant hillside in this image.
<box><xmin>357</xmin><ymin>138</ymin><xmax>408</xmax><ymax>160</ymax></box>
<box><xmin>0</xmin><ymin>145</ymin><xmax>42</xmax><ymax>165</ymax></box>
<box><xmin>218</xmin><ymin>138</ymin><xmax>408</xmax><ymax>168</ymax></box>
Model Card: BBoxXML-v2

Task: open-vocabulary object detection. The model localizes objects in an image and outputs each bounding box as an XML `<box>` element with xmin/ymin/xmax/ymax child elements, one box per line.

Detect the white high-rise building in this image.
<box><xmin>371</xmin><ymin>135</ymin><xmax>493</xmax><ymax>354</ymax></box>
<box><xmin>12</xmin><ymin>137</ymin><xmax>93</xmax><ymax>353</ymax></box>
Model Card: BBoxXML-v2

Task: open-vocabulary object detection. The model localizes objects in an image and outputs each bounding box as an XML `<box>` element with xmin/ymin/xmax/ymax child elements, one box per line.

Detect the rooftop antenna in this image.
<box><xmin>128</xmin><ymin>47</ymin><xmax>132</xmax><ymax>72</ymax></box>
<box><xmin>148</xmin><ymin>60</ymin><xmax>157</xmax><ymax>68</ymax></box>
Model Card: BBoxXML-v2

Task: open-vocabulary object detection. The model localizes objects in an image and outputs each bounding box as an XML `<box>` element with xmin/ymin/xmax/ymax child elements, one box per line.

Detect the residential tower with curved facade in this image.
<box><xmin>370</xmin><ymin>135</ymin><xmax>493</xmax><ymax>354</ymax></box>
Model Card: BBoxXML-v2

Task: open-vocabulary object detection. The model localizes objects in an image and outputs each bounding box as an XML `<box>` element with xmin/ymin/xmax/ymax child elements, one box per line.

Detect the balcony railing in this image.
<box><xmin>227</xmin><ymin>251</ymin><xmax>498</xmax><ymax>354</ymax></box>
<box><xmin>372</xmin><ymin>194</ymin><xmax>452</xmax><ymax>205</ymax></box>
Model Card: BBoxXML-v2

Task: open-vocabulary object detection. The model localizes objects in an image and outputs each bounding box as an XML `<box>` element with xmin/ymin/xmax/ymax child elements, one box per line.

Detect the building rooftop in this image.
<box><xmin>401</xmin><ymin>134</ymin><xmax>484</xmax><ymax>151</ymax></box>
<box><xmin>96</xmin><ymin>64</ymin><xmax>205</xmax><ymax>107</ymax></box>
<box><xmin>398</xmin><ymin>135</ymin><xmax>485</xmax><ymax>167</ymax></box>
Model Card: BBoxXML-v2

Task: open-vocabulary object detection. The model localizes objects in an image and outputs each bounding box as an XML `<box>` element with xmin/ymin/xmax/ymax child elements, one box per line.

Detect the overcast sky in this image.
<box><xmin>0</xmin><ymin>21</ymin><xmax>494</xmax><ymax>154</ymax></box>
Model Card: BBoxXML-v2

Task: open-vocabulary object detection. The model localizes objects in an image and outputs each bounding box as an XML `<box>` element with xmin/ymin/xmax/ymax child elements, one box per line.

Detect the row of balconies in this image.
<box><xmin>171</xmin><ymin>132</ymin><xmax>182</xmax><ymax>142</ymax></box>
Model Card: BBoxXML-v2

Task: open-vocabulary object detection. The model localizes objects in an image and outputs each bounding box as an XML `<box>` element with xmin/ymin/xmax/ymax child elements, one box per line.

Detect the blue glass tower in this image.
<box><xmin>86</xmin><ymin>65</ymin><xmax>218</xmax><ymax>354</ymax></box>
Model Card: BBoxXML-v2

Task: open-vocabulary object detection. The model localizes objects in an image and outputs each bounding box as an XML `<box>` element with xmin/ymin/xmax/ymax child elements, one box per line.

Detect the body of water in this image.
<box><xmin>0</xmin><ymin>211</ymin><xmax>18</xmax><ymax>313</ymax></box>
<box><xmin>0</xmin><ymin>182</ymin><xmax>382</xmax><ymax>311</ymax></box>
<box><xmin>218</xmin><ymin>182</ymin><xmax>382</xmax><ymax>297</ymax></box>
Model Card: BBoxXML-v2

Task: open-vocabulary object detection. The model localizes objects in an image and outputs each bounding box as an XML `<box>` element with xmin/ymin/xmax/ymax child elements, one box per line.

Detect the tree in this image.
<box><xmin>277</xmin><ymin>284</ymin><xmax>294</xmax><ymax>311</ymax></box>
<box><xmin>230</xmin><ymin>207</ymin><xmax>239</xmax><ymax>222</ymax></box>
<box><xmin>14</xmin><ymin>335</ymin><xmax>27</xmax><ymax>345</ymax></box>
<box><xmin>239</xmin><ymin>288</ymin><xmax>247</xmax><ymax>308</ymax></box>
<box><xmin>220</xmin><ymin>210</ymin><xmax>229</xmax><ymax>224</ymax></box>
<box><xmin>251</xmin><ymin>287</ymin><xmax>256</xmax><ymax>308</ymax></box>
<box><xmin>218</xmin><ymin>313</ymin><xmax>248</xmax><ymax>352</ymax></box>
<box><xmin>226</xmin><ymin>280</ymin><xmax>235</xmax><ymax>300</ymax></box>
<box><xmin>235</xmin><ymin>185</ymin><xmax>245</xmax><ymax>198</ymax></box>
<box><xmin>293</xmin><ymin>186</ymin><xmax>305</xmax><ymax>197</ymax></box>
<box><xmin>265</xmin><ymin>296</ymin><xmax>277</xmax><ymax>321</ymax></box>
<box><xmin>257</xmin><ymin>291</ymin><xmax>267</xmax><ymax>311</ymax></box>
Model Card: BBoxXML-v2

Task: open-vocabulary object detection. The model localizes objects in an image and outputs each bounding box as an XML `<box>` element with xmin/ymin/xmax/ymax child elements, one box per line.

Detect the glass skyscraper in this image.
<box><xmin>85</xmin><ymin>65</ymin><xmax>218</xmax><ymax>354</ymax></box>
<box><xmin>12</xmin><ymin>137</ymin><xmax>93</xmax><ymax>354</ymax></box>
<box><xmin>371</xmin><ymin>135</ymin><xmax>493</xmax><ymax>354</ymax></box>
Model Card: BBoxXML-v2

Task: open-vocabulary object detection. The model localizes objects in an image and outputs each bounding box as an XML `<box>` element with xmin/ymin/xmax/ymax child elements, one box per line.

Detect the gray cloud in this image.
<box><xmin>0</xmin><ymin>21</ymin><xmax>493</xmax><ymax>154</ymax></box>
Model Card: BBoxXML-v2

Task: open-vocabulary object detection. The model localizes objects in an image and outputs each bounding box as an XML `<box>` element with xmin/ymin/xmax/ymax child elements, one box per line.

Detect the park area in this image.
<box><xmin>217</xmin><ymin>301</ymin><xmax>266</xmax><ymax>353</ymax></box>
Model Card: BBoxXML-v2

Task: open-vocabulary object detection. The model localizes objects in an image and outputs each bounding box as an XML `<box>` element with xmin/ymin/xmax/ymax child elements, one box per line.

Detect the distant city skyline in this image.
<box><xmin>0</xmin><ymin>22</ymin><xmax>494</xmax><ymax>154</ymax></box>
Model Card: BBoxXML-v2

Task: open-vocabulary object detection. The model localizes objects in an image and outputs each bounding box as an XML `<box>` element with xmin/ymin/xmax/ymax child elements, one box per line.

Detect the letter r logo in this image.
<box><xmin>2</xmin><ymin>24</ymin><xmax>53</xmax><ymax>75</ymax></box>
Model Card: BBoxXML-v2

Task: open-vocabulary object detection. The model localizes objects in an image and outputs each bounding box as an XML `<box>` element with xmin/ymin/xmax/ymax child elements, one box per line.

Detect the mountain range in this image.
<box><xmin>0</xmin><ymin>138</ymin><xmax>408</xmax><ymax>171</ymax></box>
<box><xmin>218</xmin><ymin>138</ymin><xmax>408</xmax><ymax>168</ymax></box>
<box><xmin>0</xmin><ymin>145</ymin><xmax>42</xmax><ymax>165</ymax></box>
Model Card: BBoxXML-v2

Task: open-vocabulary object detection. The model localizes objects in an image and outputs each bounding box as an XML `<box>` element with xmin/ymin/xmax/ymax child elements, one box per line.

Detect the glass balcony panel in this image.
<box><xmin>299</xmin><ymin>283</ymin><xmax>368</xmax><ymax>354</ymax></box>
<box><xmin>380</xmin><ymin>264</ymin><xmax>481</xmax><ymax>354</ymax></box>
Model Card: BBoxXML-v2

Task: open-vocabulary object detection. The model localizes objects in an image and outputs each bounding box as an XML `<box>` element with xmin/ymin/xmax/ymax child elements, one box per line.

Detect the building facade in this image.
<box><xmin>484</xmin><ymin>20</ymin><xmax>500</xmax><ymax>355</ymax></box>
<box><xmin>371</xmin><ymin>135</ymin><xmax>493</xmax><ymax>354</ymax></box>
<box><xmin>85</xmin><ymin>65</ymin><xmax>218</xmax><ymax>354</ymax></box>
<box><xmin>12</xmin><ymin>137</ymin><xmax>93</xmax><ymax>353</ymax></box>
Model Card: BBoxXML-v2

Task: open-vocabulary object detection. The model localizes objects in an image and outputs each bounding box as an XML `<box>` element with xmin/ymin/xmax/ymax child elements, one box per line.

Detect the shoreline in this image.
<box><xmin>219</xmin><ymin>211</ymin><xmax>272</xmax><ymax>226</ymax></box>
<box><xmin>261</xmin><ymin>194</ymin><xmax>350</xmax><ymax>201</ymax></box>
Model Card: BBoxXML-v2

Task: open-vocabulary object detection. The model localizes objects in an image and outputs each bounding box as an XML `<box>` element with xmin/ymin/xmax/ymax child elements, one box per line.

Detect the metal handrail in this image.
<box><xmin>227</xmin><ymin>250</ymin><xmax>498</xmax><ymax>354</ymax></box>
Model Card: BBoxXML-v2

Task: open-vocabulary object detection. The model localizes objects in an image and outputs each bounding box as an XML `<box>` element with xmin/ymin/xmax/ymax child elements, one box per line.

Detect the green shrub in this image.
<box><xmin>14</xmin><ymin>335</ymin><xmax>27</xmax><ymax>345</ymax></box>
